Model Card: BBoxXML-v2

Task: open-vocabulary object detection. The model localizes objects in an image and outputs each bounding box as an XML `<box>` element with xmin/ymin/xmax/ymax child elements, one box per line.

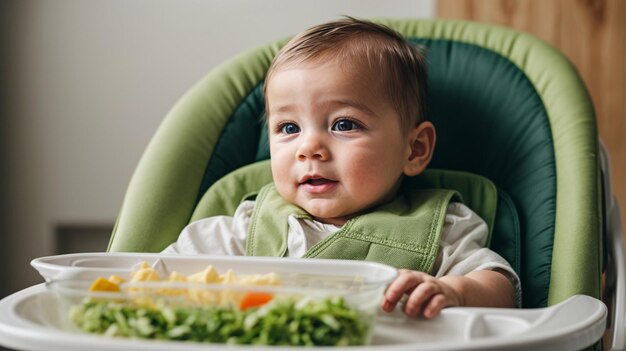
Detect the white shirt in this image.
<box><xmin>163</xmin><ymin>200</ymin><xmax>521</xmax><ymax>305</ymax></box>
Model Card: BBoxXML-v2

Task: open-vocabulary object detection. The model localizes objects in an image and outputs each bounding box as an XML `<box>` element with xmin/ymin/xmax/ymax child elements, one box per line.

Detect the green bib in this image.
<box><xmin>246</xmin><ymin>183</ymin><xmax>459</xmax><ymax>273</ymax></box>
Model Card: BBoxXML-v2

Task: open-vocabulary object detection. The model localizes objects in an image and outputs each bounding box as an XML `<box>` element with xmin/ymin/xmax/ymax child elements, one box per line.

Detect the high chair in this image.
<box><xmin>105</xmin><ymin>19</ymin><xmax>626</xmax><ymax>350</ymax></box>
<box><xmin>100</xmin><ymin>18</ymin><xmax>626</xmax><ymax>349</ymax></box>
<box><xmin>0</xmin><ymin>19</ymin><xmax>621</xmax><ymax>351</ymax></box>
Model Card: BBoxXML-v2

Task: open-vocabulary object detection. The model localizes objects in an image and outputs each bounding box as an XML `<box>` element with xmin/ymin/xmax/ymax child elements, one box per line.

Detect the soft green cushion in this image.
<box><xmin>491</xmin><ymin>190</ymin><xmax>521</xmax><ymax>275</ymax></box>
<box><xmin>196</xmin><ymin>84</ymin><xmax>267</xmax><ymax>201</ymax></box>
<box><xmin>193</xmin><ymin>160</ymin><xmax>273</xmax><ymax>219</ymax></box>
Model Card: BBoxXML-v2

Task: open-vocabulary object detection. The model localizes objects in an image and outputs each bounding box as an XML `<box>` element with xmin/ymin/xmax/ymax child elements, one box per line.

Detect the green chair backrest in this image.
<box><xmin>107</xmin><ymin>19</ymin><xmax>602</xmax><ymax>309</ymax></box>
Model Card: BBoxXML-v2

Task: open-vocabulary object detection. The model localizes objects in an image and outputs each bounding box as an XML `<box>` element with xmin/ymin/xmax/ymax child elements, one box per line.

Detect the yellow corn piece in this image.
<box><xmin>136</xmin><ymin>262</ymin><xmax>151</xmax><ymax>270</ymax></box>
<box><xmin>158</xmin><ymin>271</ymin><xmax>188</xmax><ymax>297</ymax></box>
<box><xmin>168</xmin><ymin>271</ymin><xmax>188</xmax><ymax>282</ymax></box>
<box><xmin>188</xmin><ymin>266</ymin><xmax>222</xmax><ymax>305</ymax></box>
<box><xmin>219</xmin><ymin>270</ymin><xmax>244</xmax><ymax>306</ymax></box>
<box><xmin>221</xmin><ymin>269</ymin><xmax>237</xmax><ymax>283</ymax></box>
<box><xmin>107</xmin><ymin>274</ymin><xmax>126</xmax><ymax>285</ymax></box>
<box><xmin>89</xmin><ymin>277</ymin><xmax>120</xmax><ymax>292</ymax></box>
<box><xmin>127</xmin><ymin>263</ymin><xmax>160</xmax><ymax>307</ymax></box>
<box><xmin>131</xmin><ymin>267</ymin><xmax>160</xmax><ymax>282</ymax></box>
<box><xmin>188</xmin><ymin>265</ymin><xmax>220</xmax><ymax>283</ymax></box>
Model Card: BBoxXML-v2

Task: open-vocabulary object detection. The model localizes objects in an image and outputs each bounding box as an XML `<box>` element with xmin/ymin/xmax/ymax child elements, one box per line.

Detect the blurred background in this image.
<box><xmin>0</xmin><ymin>0</ymin><xmax>624</xmax><ymax>302</ymax></box>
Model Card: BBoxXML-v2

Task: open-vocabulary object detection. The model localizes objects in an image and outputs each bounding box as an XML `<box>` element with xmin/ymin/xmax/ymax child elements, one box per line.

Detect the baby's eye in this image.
<box><xmin>332</xmin><ymin>119</ymin><xmax>360</xmax><ymax>132</ymax></box>
<box><xmin>280</xmin><ymin>123</ymin><xmax>300</xmax><ymax>134</ymax></box>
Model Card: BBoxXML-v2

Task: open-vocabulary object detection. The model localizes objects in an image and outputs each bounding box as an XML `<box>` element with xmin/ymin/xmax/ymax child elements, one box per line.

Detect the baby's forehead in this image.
<box><xmin>268</xmin><ymin>61</ymin><xmax>389</xmax><ymax>109</ymax></box>
<box><xmin>282</xmin><ymin>49</ymin><xmax>378</xmax><ymax>70</ymax></box>
<box><xmin>271</xmin><ymin>55</ymin><xmax>384</xmax><ymax>89</ymax></box>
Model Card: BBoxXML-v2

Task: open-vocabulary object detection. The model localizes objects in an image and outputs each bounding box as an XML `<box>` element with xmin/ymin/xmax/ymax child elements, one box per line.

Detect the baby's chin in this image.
<box><xmin>303</xmin><ymin>207</ymin><xmax>358</xmax><ymax>226</ymax></box>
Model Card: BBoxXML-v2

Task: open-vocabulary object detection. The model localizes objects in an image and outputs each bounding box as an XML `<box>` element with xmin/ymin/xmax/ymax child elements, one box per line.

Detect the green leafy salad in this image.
<box><xmin>69</xmin><ymin>295</ymin><xmax>372</xmax><ymax>346</ymax></box>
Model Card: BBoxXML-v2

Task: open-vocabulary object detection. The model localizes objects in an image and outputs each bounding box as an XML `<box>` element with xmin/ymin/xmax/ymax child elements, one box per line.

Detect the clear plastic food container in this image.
<box><xmin>42</xmin><ymin>255</ymin><xmax>397</xmax><ymax>347</ymax></box>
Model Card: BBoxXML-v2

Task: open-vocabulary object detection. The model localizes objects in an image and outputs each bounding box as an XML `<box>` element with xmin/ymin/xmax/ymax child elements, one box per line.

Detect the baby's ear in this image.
<box><xmin>404</xmin><ymin>121</ymin><xmax>436</xmax><ymax>176</ymax></box>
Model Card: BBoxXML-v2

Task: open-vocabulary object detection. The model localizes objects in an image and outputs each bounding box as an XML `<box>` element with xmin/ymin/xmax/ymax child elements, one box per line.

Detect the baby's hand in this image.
<box><xmin>381</xmin><ymin>269</ymin><xmax>462</xmax><ymax>319</ymax></box>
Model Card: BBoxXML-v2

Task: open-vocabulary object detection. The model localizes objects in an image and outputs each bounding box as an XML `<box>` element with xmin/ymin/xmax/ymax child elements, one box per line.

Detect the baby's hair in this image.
<box><xmin>264</xmin><ymin>16</ymin><xmax>428</xmax><ymax>129</ymax></box>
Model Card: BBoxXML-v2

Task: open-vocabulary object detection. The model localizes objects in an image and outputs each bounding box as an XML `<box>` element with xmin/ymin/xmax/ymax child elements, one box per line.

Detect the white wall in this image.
<box><xmin>0</xmin><ymin>0</ymin><xmax>435</xmax><ymax>296</ymax></box>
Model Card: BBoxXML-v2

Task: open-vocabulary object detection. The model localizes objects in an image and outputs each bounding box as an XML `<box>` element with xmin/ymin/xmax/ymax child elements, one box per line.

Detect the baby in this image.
<box><xmin>164</xmin><ymin>17</ymin><xmax>519</xmax><ymax>318</ymax></box>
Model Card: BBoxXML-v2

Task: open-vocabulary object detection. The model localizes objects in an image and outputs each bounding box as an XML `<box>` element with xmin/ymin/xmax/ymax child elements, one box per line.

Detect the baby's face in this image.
<box><xmin>266</xmin><ymin>60</ymin><xmax>414</xmax><ymax>225</ymax></box>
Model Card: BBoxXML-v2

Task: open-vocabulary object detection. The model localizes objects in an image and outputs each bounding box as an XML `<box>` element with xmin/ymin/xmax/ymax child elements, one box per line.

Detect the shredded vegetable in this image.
<box><xmin>69</xmin><ymin>295</ymin><xmax>371</xmax><ymax>346</ymax></box>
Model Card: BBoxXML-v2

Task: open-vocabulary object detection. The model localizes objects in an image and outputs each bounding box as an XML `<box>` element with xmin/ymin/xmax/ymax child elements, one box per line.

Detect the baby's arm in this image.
<box><xmin>381</xmin><ymin>268</ymin><xmax>515</xmax><ymax>319</ymax></box>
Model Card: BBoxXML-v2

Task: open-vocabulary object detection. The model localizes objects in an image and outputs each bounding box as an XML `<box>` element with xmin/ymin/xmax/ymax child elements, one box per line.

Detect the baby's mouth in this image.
<box><xmin>305</xmin><ymin>178</ymin><xmax>335</xmax><ymax>185</ymax></box>
<box><xmin>299</xmin><ymin>176</ymin><xmax>338</xmax><ymax>193</ymax></box>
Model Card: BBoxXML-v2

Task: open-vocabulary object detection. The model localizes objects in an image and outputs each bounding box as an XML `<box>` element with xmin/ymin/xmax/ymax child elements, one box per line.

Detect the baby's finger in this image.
<box><xmin>423</xmin><ymin>294</ymin><xmax>449</xmax><ymax>319</ymax></box>
<box><xmin>404</xmin><ymin>281</ymin><xmax>440</xmax><ymax>317</ymax></box>
<box><xmin>384</xmin><ymin>272</ymin><xmax>420</xmax><ymax>301</ymax></box>
<box><xmin>381</xmin><ymin>298</ymin><xmax>397</xmax><ymax>312</ymax></box>
<box><xmin>381</xmin><ymin>271</ymin><xmax>422</xmax><ymax>312</ymax></box>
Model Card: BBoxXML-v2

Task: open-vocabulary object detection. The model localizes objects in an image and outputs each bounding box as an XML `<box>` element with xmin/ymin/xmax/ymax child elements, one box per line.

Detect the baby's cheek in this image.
<box><xmin>350</xmin><ymin>161</ymin><xmax>401</xmax><ymax>192</ymax></box>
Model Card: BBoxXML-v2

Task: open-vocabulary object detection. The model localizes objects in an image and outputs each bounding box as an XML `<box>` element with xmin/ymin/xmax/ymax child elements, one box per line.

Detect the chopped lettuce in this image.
<box><xmin>69</xmin><ymin>296</ymin><xmax>371</xmax><ymax>346</ymax></box>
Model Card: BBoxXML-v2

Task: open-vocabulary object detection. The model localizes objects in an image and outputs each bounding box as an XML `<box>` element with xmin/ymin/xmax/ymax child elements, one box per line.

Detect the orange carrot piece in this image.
<box><xmin>239</xmin><ymin>292</ymin><xmax>273</xmax><ymax>310</ymax></box>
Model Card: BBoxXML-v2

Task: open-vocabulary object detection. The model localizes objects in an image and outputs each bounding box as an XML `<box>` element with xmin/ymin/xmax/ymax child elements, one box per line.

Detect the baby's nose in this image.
<box><xmin>296</xmin><ymin>133</ymin><xmax>330</xmax><ymax>161</ymax></box>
